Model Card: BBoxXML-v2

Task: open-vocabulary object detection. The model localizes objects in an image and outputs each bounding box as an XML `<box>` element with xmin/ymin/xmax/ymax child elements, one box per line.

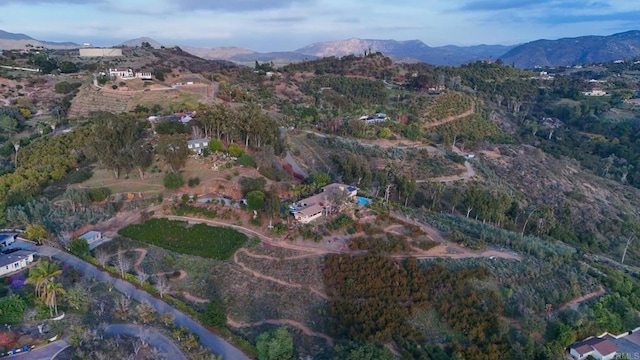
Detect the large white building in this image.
<box><xmin>0</xmin><ymin>250</ymin><xmax>36</xmax><ymax>277</ymax></box>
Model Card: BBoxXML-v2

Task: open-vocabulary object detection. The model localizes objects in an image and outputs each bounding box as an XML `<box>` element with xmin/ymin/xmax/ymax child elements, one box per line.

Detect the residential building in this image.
<box><xmin>108</xmin><ymin>68</ymin><xmax>152</xmax><ymax>80</ymax></box>
<box><xmin>0</xmin><ymin>250</ymin><xmax>36</xmax><ymax>277</ymax></box>
<box><xmin>0</xmin><ymin>233</ymin><xmax>17</xmax><ymax>248</ymax></box>
<box><xmin>187</xmin><ymin>138</ymin><xmax>210</xmax><ymax>155</ymax></box>
<box><xmin>570</xmin><ymin>336</ymin><xmax>617</xmax><ymax>360</ymax></box>
<box><xmin>583</xmin><ymin>89</ymin><xmax>607</xmax><ymax>96</ymax></box>
<box><xmin>80</xmin><ymin>231</ymin><xmax>102</xmax><ymax>245</ymax></box>
<box><xmin>291</xmin><ymin>183</ymin><xmax>358</xmax><ymax>224</ymax></box>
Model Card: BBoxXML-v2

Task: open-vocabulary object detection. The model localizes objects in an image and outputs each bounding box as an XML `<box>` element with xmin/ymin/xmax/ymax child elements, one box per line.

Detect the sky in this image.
<box><xmin>0</xmin><ymin>0</ymin><xmax>639</xmax><ymax>51</ymax></box>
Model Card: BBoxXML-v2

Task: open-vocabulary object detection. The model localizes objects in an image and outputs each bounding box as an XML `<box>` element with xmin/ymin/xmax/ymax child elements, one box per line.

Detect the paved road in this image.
<box><xmin>7</xmin><ymin>340</ymin><xmax>68</xmax><ymax>360</ymax></box>
<box><xmin>9</xmin><ymin>240</ymin><xmax>250</xmax><ymax>360</ymax></box>
<box><xmin>104</xmin><ymin>324</ymin><xmax>186</xmax><ymax>360</ymax></box>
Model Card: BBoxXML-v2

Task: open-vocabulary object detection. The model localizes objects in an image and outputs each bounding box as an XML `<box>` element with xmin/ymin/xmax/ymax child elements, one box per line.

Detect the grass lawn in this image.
<box><xmin>118</xmin><ymin>218</ymin><xmax>247</xmax><ymax>259</ymax></box>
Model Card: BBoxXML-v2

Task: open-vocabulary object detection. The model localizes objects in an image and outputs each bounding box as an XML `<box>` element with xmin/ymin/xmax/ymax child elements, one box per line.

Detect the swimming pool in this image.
<box><xmin>355</xmin><ymin>196</ymin><xmax>371</xmax><ymax>205</ymax></box>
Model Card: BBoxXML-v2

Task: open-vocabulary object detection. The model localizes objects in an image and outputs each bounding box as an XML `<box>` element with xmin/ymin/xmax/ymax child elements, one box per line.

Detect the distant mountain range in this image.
<box><xmin>1</xmin><ymin>29</ymin><xmax>640</xmax><ymax>68</ymax></box>
<box><xmin>499</xmin><ymin>30</ymin><xmax>640</xmax><ymax>68</ymax></box>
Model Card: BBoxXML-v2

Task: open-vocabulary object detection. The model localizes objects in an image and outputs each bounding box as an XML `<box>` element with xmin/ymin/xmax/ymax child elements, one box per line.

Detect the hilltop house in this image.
<box><xmin>290</xmin><ymin>183</ymin><xmax>358</xmax><ymax>224</ymax></box>
<box><xmin>108</xmin><ymin>68</ymin><xmax>152</xmax><ymax>80</ymax></box>
<box><xmin>0</xmin><ymin>250</ymin><xmax>36</xmax><ymax>277</ymax></box>
<box><xmin>187</xmin><ymin>138</ymin><xmax>210</xmax><ymax>155</ymax></box>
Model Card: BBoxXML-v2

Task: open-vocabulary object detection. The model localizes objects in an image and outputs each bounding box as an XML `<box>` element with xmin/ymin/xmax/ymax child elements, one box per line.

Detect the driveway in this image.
<box><xmin>7</xmin><ymin>340</ymin><xmax>68</xmax><ymax>360</ymax></box>
<box><xmin>104</xmin><ymin>324</ymin><xmax>186</xmax><ymax>360</ymax></box>
<box><xmin>12</xmin><ymin>240</ymin><xmax>251</xmax><ymax>360</ymax></box>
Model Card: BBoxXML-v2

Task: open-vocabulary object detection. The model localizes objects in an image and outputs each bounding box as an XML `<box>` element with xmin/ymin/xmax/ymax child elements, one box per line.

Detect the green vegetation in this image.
<box><xmin>69</xmin><ymin>237</ymin><xmax>90</xmax><ymax>257</ymax></box>
<box><xmin>163</xmin><ymin>172</ymin><xmax>185</xmax><ymax>189</ymax></box>
<box><xmin>118</xmin><ymin>218</ymin><xmax>247</xmax><ymax>259</ymax></box>
<box><xmin>256</xmin><ymin>326</ymin><xmax>294</xmax><ymax>360</ymax></box>
<box><xmin>0</xmin><ymin>295</ymin><xmax>26</xmax><ymax>323</ymax></box>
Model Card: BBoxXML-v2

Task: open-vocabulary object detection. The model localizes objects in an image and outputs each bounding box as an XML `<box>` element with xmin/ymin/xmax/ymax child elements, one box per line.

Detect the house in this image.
<box><xmin>291</xmin><ymin>183</ymin><xmax>358</xmax><ymax>224</ymax></box>
<box><xmin>569</xmin><ymin>336</ymin><xmax>617</xmax><ymax>360</ymax></box>
<box><xmin>0</xmin><ymin>250</ymin><xmax>36</xmax><ymax>277</ymax></box>
<box><xmin>108</xmin><ymin>68</ymin><xmax>152</xmax><ymax>80</ymax></box>
<box><xmin>80</xmin><ymin>231</ymin><xmax>102</xmax><ymax>245</ymax></box>
<box><xmin>583</xmin><ymin>89</ymin><xmax>607</xmax><ymax>96</ymax></box>
<box><xmin>0</xmin><ymin>233</ymin><xmax>17</xmax><ymax>248</ymax></box>
<box><xmin>187</xmin><ymin>138</ymin><xmax>210</xmax><ymax>155</ymax></box>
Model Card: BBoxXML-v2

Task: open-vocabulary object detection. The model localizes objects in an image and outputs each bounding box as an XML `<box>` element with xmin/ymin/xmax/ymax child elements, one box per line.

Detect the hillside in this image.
<box><xmin>501</xmin><ymin>30</ymin><xmax>640</xmax><ymax>68</ymax></box>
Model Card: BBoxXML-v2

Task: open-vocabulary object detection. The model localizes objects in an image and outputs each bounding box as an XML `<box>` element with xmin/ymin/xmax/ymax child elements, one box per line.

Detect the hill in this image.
<box><xmin>118</xmin><ymin>37</ymin><xmax>164</xmax><ymax>49</ymax></box>
<box><xmin>501</xmin><ymin>30</ymin><xmax>640</xmax><ymax>68</ymax></box>
<box><xmin>0</xmin><ymin>29</ymin><xmax>80</xmax><ymax>50</ymax></box>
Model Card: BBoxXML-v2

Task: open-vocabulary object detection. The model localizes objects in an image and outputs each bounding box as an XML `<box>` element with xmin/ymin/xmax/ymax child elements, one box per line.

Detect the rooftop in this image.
<box><xmin>0</xmin><ymin>250</ymin><xmax>36</xmax><ymax>268</ymax></box>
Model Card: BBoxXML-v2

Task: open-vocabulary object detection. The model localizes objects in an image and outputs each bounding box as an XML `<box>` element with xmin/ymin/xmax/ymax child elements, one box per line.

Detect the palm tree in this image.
<box><xmin>43</xmin><ymin>281</ymin><xmax>66</xmax><ymax>317</ymax></box>
<box><xmin>26</xmin><ymin>261</ymin><xmax>62</xmax><ymax>298</ymax></box>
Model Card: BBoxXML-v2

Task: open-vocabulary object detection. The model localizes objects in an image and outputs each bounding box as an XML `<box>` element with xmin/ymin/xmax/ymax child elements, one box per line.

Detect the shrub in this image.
<box><xmin>227</xmin><ymin>143</ymin><xmax>245</xmax><ymax>157</ymax></box>
<box><xmin>69</xmin><ymin>237</ymin><xmax>90</xmax><ymax>257</ymax></box>
<box><xmin>0</xmin><ymin>295</ymin><xmax>26</xmax><ymax>323</ymax></box>
<box><xmin>174</xmin><ymin>204</ymin><xmax>217</xmax><ymax>218</ymax></box>
<box><xmin>240</xmin><ymin>177</ymin><xmax>266</xmax><ymax>194</ymax></box>
<box><xmin>155</xmin><ymin>119</ymin><xmax>189</xmax><ymax>134</ymax></box>
<box><xmin>237</xmin><ymin>154</ymin><xmax>256</xmax><ymax>168</ymax></box>
<box><xmin>164</xmin><ymin>172</ymin><xmax>184</xmax><ymax>189</ymax></box>
<box><xmin>88</xmin><ymin>187</ymin><xmax>111</xmax><ymax>202</ymax></box>
<box><xmin>188</xmin><ymin>177</ymin><xmax>200</xmax><ymax>188</ymax></box>
<box><xmin>118</xmin><ymin>218</ymin><xmax>247</xmax><ymax>259</ymax></box>
<box><xmin>208</xmin><ymin>139</ymin><xmax>224</xmax><ymax>152</ymax></box>
<box><xmin>66</xmin><ymin>169</ymin><xmax>93</xmax><ymax>184</ymax></box>
<box><xmin>201</xmin><ymin>300</ymin><xmax>226</xmax><ymax>328</ymax></box>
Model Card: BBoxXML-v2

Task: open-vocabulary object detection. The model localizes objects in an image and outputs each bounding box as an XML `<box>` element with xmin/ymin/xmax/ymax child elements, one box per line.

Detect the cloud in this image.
<box><xmin>257</xmin><ymin>15</ymin><xmax>307</xmax><ymax>23</ymax></box>
<box><xmin>0</xmin><ymin>0</ymin><xmax>99</xmax><ymax>4</ymax></box>
<box><xmin>537</xmin><ymin>10</ymin><xmax>640</xmax><ymax>24</ymax></box>
<box><xmin>459</xmin><ymin>0</ymin><xmax>610</xmax><ymax>11</ymax></box>
<box><xmin>168</xmin><ymin>0</ymin><xmax>314</xmax><ymax>12</ymax></box>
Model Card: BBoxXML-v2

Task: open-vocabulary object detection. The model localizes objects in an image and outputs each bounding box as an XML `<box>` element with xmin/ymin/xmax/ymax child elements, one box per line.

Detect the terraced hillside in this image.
<box><xmin>68</xmin><ymin>85</ymin><xmax>204</xmax><ymax>117</ymax></box>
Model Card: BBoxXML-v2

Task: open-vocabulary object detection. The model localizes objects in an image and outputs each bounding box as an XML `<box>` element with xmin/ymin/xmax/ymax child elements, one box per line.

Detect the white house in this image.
<box><xmin>80</xmin><ymin>231</ymin><xmax>102</xmax><ymax>245</ymax></box>
<box><xmin>187</xmin><ymin>138</ymin><xmax>210</xmax><ymax>155</ymax></box>
<box><xmin>108</xmin><ymin>68</ymin><xmax>152</xmax><ymax>80</ymax></box>
<box><xmin>569</xmin><ymin>336</ymin><xmax>617</xmax><ymax>360</ymax></box>
<box><xmin>291</xmin><ymin>183</ymin><xmax>358</xmax><ymax>224</ymax></box>
<box><xmin>583</xmin><ymin>89</ymin><xmax>607</xmax><ymax>96</ymax></box>
<box><xmin>0</xmin><ymin>233</ymin><xmax>17</xmax><ymax>248</ymax></box>
<box><xmin>0</xmin><ymin>250</ymin><xmax>36</xmax><ymax>277</ymax></box>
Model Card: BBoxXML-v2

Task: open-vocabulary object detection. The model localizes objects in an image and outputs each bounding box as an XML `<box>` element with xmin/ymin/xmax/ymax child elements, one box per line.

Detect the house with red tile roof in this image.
<box><xmin>569</xmin><ymin>336</ymin><xmax>617</xmax><ymax>360</ymax></box>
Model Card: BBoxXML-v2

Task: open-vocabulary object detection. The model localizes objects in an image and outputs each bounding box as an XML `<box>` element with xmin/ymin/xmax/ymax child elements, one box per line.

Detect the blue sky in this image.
<box><xmin>0</xmin><ymin>0</ymin><xmax>639</xmax><ymax>51</ymax></box>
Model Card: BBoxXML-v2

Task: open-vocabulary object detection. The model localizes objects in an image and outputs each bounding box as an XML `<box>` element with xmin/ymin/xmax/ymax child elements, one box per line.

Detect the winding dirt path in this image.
<box><xmin>423</xmin><ymin>104</ymin><xmax>475</xmax><ymax>129</ymax></box>
<box><xmin>227</xmin><ymin>317</ymin><xmax>334</xmax><ymax>347</ymax></box>
<box><xmin>551</xmin><ymin>286</ymin><xmax>605</xmax><ymax>314</ymax></box>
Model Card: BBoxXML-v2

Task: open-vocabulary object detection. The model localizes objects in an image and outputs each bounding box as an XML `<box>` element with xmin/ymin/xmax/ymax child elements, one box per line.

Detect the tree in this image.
<box><xmin>25</xmin><ymin>224</ymin><xmax>47</xmax><ymax>244</ymax></box>
<box><xmin>69</xmin><ymin>237</ymin><xmax>90</xmax><ymax>257</ymax></box>
<box><xmin>135</xmin><ymin>301</ymin><xmax>156</xmax><ymax>324</ymax></box>
<box><xmin>208</xmin><ymin>138</ymin><xmax>224</xmax><ymax>152</ymax></box>
<box><xmin>247</xmin><ymin>190</ymin><xmax>266</xmax><ymax>211</ymax></box>
<box><xmin>95</xmin><ymin>250</ymin><xmax>110</xmax><ymax>267</ymax></box>
<box><xmin>309</xmin><ymin>172</ymin><xmax>330</xmax><ymax>190</ymax></box>
<box><xmin>43</xmin><ymin>280</ymin><xmax>66</xmax><ymax>317</ymax></box>
<box><xmin>157</xmin><ymin>134</ymin><xmax>189</xmax><ymax>172</ymax></box>
<box><xmin>85</xmin><ymin>113</ymin><xmax>142</xmax><ymax>179</ymax></box>
<box><xmin>130</xmin><ymin>142</ymin><xmax>153</xmax><ymax>180</ymax></box>
<box><xmin>154</xmin><ymin>275</ymin><xmax>170</xmax><ymax>298</ymax></box>
<box><xmin>115</xmin><ymin>250</ymin><xmax>132</xmax><ymax>278</ymax></box>
<box><xmin>26</xmin><ymin>261</ymin><xmax>62</xmax><ymax>298</ymax></box>
<box><xmin>256</xmin><ymin>326</ymin><xmax>293</xmax><ymax>360</ymax></box>
<box><xmin>377</xmin><ymin>127</ymin><xmax>392</xmax><ymax>138</ymax></box>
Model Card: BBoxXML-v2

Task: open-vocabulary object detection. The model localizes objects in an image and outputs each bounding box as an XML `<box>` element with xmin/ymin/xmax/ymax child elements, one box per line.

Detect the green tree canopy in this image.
<box><xmin>69</xmin><ymin>237</ymin><xmax>90</xmax><ymax>257</ymax></box>
<box><xmin>227</xmin><ymin>143</ymin><xmax>245</xmax><ymax>157</ymax></box>
<box><xmin>208</xmin><ymin>138</ymin><xmax>224</xmax><ymax>152</ymax></box>
<box><xmin>247</xmin><ymin>190</ymin><xmax>266</xmax><ymax>211</ymax></box>
<box><xmin>256</xmin><ymin>326</ymin><xmax>293</xmax><ymax>360</ymax></box>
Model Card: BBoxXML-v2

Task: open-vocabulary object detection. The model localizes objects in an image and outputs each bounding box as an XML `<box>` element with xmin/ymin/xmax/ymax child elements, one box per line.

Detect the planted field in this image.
<box><xmin>118</xmin><ymin>218</ymin><xmax>247</xmax><ymax>259</ymax></box>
